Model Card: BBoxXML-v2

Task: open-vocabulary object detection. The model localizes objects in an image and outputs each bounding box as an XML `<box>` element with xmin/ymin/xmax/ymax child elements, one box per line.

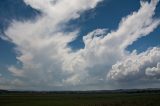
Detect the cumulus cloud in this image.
<box><xmin>3</xmin><ymin>0</ymin><xmax>103</xmax><ymax>89</ymax></box>
<box><xmin>1</xmin><ymin>0</ymin><xmax>160</xmax><ymax>90</ymax></box>
<box><xmin>64</xmin><ymin>0</ymin><xmax>160</xmax><ymax>85</ymax></box>
<box><xmin>107</xmin><ymin>47</ymin><xmax>160</xmax><ymax>81</ymax></box>
<box><xmin>146</xmin><ymin>62</ymin><xmax>160</xmax><ymax>78</ymax></box>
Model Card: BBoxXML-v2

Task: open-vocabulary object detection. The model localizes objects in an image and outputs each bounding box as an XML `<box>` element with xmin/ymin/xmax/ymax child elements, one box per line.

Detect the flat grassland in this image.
<box><xmin>0</xmin><ymin>93</ymin><xmax>160</xmax><ymax>106</ymax></box>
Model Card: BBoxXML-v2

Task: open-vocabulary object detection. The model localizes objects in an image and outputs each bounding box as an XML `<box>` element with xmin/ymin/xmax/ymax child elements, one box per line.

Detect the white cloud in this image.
<box><xmin>63</xmin><ymin>0</ymin><xmax>160</xmax><ymax>85</ymax></box>
<box><xmin>1</xmin><ymin>0</ymin><xmax>160</xmax><ymax>90</ymax></box>
<box><xmin>8</xmin><ymin>66</ymin><xmax>24</xmax><ymax>77</ymax></box>
<box><xmin>107</xmin><ymin>47</ymin><xmax>160</xmax><ymax>81</ymax></box>
<box><xmin>3</xmin><ymin>0</ymin><xmax>103</xmax><ymax>89</ymax></box>
<box><xmin>146</xmin><ymin>62</ymin><xmax>160</xmax><ymax>77</ymax></box>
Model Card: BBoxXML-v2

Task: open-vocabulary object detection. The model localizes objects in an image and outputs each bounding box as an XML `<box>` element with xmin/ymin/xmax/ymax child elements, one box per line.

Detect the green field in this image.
<box><xmin>0</xmin><ymin>93</ymin><xmax>160</xmax><ymax>106</ymax></box>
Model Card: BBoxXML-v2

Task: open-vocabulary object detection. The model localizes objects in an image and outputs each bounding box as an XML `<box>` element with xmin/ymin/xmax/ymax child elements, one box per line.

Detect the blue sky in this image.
<box><xmin>0</xmin><ymin>0</ymin><xmax>160</xmax><ymax>90</ymax></box>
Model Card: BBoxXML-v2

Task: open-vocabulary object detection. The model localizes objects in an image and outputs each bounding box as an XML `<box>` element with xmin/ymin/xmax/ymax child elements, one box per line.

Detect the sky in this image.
<box><xmin>0</xmin><ymin>0</ymin><xmax>160</xmax><ymax>91</ymax></box>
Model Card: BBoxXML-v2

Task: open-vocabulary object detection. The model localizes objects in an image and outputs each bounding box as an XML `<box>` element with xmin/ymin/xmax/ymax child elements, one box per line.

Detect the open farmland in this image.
<box><xmin>0</xmin><ymin>91</ymin><xmax>160</xmax><ymax>106</ymax></box>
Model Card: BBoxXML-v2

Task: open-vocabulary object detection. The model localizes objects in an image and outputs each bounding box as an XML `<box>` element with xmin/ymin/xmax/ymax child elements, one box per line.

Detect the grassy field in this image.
<box><xmin>0</xmin><ymin>93</ymin><xmax>160</xmax><ymax>106</ymax></box>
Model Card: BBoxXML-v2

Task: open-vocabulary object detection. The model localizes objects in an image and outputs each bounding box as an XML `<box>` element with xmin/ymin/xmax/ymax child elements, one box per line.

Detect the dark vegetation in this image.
<box><xmin>0</xmin><ymin>89</ymin><xmax>160</xmax><ymax>106</ymax></box>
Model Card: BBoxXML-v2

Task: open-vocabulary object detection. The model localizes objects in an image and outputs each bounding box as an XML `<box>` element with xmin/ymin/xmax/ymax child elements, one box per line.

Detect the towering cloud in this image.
<box><xmin>0</xmin><ymin>0</ymin><xmax>160</xmax><ymax>90</ymax></box>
